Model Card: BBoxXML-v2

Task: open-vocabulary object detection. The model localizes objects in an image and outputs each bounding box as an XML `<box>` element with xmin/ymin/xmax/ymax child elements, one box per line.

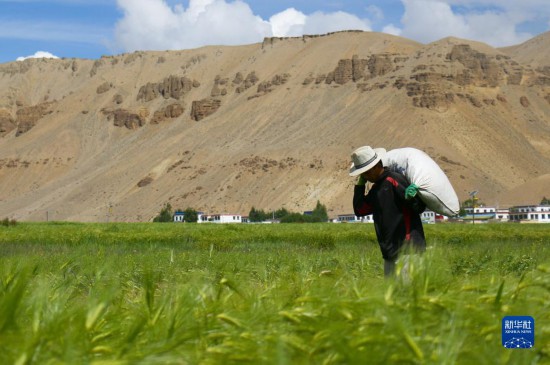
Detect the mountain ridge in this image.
<box><xmin>0</xmin><ymin>30</ymin><xmax>548</xmax><ymax>221</ymax></box>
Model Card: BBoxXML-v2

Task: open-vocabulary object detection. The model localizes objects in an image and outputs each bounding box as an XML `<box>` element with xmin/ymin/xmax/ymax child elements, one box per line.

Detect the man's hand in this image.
<box><xmin>405</xmin><ymin>183</ymin><xmax>419</xmax><ymax>199</ymax></box>
<box><xmin>357</xmin><ymin>175</ymin><xmax>366</xmax><ymax>186</ymax></box>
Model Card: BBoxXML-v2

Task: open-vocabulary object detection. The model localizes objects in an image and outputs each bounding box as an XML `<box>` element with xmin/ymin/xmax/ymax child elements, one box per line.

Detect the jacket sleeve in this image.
<box><xmin>353</xmin><ymin>185</ymin><xmax>374</xmax><ymax>216</ymax></box>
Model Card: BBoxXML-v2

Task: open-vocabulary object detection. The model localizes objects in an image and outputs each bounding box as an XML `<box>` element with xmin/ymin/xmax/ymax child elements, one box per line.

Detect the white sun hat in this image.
<box><xmin>349</xmin><ymin>146</ymin><xmax>386</xmax><ymax>176</ymax></box>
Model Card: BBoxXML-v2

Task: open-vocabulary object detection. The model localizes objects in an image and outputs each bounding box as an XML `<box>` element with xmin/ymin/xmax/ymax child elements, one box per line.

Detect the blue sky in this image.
<box><xmin>1</xmin><ymin>0</ymin><xmax>548</xmax><ymax>63</ymax></box>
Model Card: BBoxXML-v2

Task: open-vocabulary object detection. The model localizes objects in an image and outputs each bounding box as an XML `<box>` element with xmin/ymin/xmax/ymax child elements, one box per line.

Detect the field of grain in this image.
<box><xmin>1</xmin><ymin>222</ymin><xmax>549</xmax><ymax>364</ymax></box>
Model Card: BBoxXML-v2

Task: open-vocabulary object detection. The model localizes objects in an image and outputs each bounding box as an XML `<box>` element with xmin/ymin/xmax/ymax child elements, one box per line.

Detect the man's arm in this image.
<box><xmin>353</xmin><ymin>184</ymin><xmax>374</xmax><ymax>217</ymax></box>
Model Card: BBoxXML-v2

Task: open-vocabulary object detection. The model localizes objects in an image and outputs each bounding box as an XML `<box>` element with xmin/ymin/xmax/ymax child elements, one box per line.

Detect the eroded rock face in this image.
<box><xmin>211</xmin><ymin>76</ymin><xmax>229</xmax><ymax>97</ymax></box>
<box><xmin>330</xmin><ymin>59</ymin><xmax>353</xmax><ymax>85</ymax></box>
<box><xmin>233</xmin><ymin>72</ymin><xmax>244</xmax><ymax>85</ymax></box>
<box><xmin>520</xmin><ymin>96</ymin><xmax>530</xmax><ymax>107</ymax></box>
<box><xmin>368</xmin><ymin>54</ymin><xmax>394</xmax><ymax>78</ymax></box>
<box><xmin>190</xmin><ymin>99</ymin><xmax>221</xmax><ymax>121</ymax></box>
<box><xmin>96</xmin><ymin>82</ymin><xmax>112</xmax><ymax>94</ymax></box>
<box><xmin>0</xmin><ymin>109</ymin><xmax>16</xmax><ymax>137</ymax></box>
<box><xmin>406</xmin><ymin>83</ymin><xmax>454</xmax><ymax>109</ymax></box>
<box><xmin>446</xmin><ymin>45</ymin><xmax>501</xmax><ymax>87</ymax></box>
<box><xmin>113</xmin><ymin>94</ymin><xmax>124</xmax><ymax>104</ymax></box>
<box><xmin>15</xmin><ymin>102</ymin><xmax>53</xmax><ymax>136</ymax></box>
<box><xmin>137</xmin><ymin>75</ymin><xmax>199</xmax><ymax>102</ymax></box>
<box><xmin>90</xmin><ymin>59</ymin><xmax>104</xmax><ymax>77</ymax></box>
<box><xmin>236</xmin><ymin>72</ymin><xmax>259</xmax><ymax>93</ymax></box>
<box><xmin>151</xmin><ymin>103</ymin><xmax>185</xmax><ymax>124</ymax></box>
<box><xmin>103</xmin><ymin>109</ymin><xmax>146</xmax><ymax>129</ymax></box>
<box><xmin>255</xmin><ymin>73</ymin><xmax>291</xmax><ymax>94</ymax></box>
<box><xmin>310</xmin><ymin>54</ymin><xmax>398</xmax><ymax>86</ymax></box>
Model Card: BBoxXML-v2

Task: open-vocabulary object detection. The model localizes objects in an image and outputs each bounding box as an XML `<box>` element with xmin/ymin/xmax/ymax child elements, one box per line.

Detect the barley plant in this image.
<box><xmin>0</xmin><ymin>222</ymin><xmax>549</xmax><ymax>364</ymax></box>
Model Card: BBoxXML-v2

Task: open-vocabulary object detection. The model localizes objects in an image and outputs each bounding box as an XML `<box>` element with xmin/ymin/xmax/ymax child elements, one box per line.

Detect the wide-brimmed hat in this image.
<box><xmin>349</xmin><ymin>146</ymin><xmax>386</xmax><ymax>176</ymax></box>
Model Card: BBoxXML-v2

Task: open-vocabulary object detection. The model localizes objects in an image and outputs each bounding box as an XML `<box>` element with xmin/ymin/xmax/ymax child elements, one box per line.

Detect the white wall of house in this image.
<box><xmin>202</xmin><ymin>214</ymin><xmax>242</xmax><ymax>223</ymax></box>
<box><xmin>509</xmin><ymin>205</ymin><xmax>550</xmax><ymax>223</ymax></box>
<box><xmin>174</xmin><ymin>212</ymin><xmax>205</xmax><ymax>223</ymax></box>
<box><xmin>336</xmin><ymin>214</ymin><xmax>373</xmax><ymax>223</ymax></box>
<box><xmin>421</xmin><ymin>210</ymin><xmax>436</xmax><ymax>224</ymax></box>
<box><xmin>495</xmin><ymin>209</ymin><xmax>510</xmax><ymax>221</ymax></box>
<box><xmin>465</xmin><ymin>207</ymin><xmax>496</xmax><ymax>214</ymax></box>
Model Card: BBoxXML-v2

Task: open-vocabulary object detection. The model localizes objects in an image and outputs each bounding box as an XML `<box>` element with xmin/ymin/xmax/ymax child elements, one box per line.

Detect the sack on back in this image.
<box><xmin>382</xmin><ymin>147</ymin><xmax>459</xmax><ymax>217</ymax></box>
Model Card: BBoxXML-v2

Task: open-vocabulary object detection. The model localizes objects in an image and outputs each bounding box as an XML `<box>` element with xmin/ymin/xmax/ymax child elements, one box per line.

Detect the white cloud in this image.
<box><xmin>114</xmin><ymin>0</ymin><xmax>372</xmax><ymax>52</ymax></box>
<box><xmin>382</xmin><ymin>24</ymin><xmax>402</xmax><ymax>37</ymax></box>
<box><xmin>269</xmin><ymin>8</ymin><xmax>306</xmax><ymax>37</ymax></box>
<box><xmin>399</xmin><ymin>0</ymin><xmax>537</xmax><ymax>46</ymax></box>
<box><xmin>16</xmin><ymin>51</ymin><xmax>59</xmax><ymax>61</ymax></box>
<box><xmin>299</xmin><ymin>11</ymin><xmax>371</xmax><ymax>35</ymax></box>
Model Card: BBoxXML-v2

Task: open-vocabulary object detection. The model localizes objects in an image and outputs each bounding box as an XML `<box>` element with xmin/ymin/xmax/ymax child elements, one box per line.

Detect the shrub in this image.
<box><xmin>153</xmin><ymin>203</ymin><xmax>173</xmax><ymax>222</ymax></box>
<box><xmin>1</xmin><ymin>218</ymin><xmax>17</xmax><ymax>227</ymax></box>
<box><xmin>183</xmin><ymin>208</ymin><xmax>199</xmax><ymax>223</ymax></box>
<box><xmin>249</xmin><ymin>207</ymin><xmax>270</xmax><ymax>222</ymax></box>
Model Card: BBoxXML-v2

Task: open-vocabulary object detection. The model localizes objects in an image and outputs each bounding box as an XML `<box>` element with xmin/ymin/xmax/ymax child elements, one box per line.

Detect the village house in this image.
<box><xmin>200</xmin><ymin>214</ymin><xmax>242</xmax><ymax>223</ymax></box>
<box><xmin>335</xmin><ymin>214</ymin><xmax>374</xmax><ymax>223</ymax></box>
<box><xmin>172</xmin><ymin>211</ymin><xmax>205</xmax><ymax>223</ymax></box>
<box><xmin>509</xmin><ymin>205</ymin><xmax>550</xmax><ymax>223</ymax></box>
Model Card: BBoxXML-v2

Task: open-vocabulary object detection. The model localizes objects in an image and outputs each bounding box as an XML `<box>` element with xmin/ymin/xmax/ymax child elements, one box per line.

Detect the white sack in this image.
<box><xmin>382</xmin><ymin>148</ymin><xmax>459</xmax><ymax>217</ymax></box>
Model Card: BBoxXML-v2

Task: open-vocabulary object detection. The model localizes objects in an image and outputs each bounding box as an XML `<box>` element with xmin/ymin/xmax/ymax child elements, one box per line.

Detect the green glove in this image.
<box><xmin>405</xmin><ymin>183</ymin><xmax>419</xmax><ymax>199</ymax></box>
<box><xmin>357</xmin><ymin>175</ymin><xmax>366</xmax><ymax>186</ymax></box>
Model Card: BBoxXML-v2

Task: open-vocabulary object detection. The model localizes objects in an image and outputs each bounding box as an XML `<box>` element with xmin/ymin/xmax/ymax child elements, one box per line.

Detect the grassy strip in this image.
<box><xmin>0</xmin><ymin>223</ymin><xmax>549</xmax><ymax>364</ymax></box>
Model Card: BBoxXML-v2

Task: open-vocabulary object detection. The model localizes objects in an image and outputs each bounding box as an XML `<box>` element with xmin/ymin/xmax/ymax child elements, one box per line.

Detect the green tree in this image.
<box><xmin>541</xmin><ymin>196</ymin><xmax>550</xmax><ymax>205</ymax></box>
<box><xmin>183</xmin><ymin>208</ymin><xmax>199</xmax><ymax>223</ymax></box>
<box><xmin>274</xmin><ymin>208</ymin><xmax>290</xmax><ymax>219</ymax></box>
<box><xmin>311</xmin><ymin>200</ymin><xmax>328</xmax><ymax>222</ymax></box>
<box><xmin>153</xmin><ymin>203</ymin><xmax>173</xmax><ymax>222</ymax></box>
<box><xmin>249</xmin><ymin>207</ymin><xmax>269</xmax><ymax>222</ymax></box>
<box><xmin>281</xmin><ymin>213</ymin><xmax>312</xmax><ymax>223</ymax></box>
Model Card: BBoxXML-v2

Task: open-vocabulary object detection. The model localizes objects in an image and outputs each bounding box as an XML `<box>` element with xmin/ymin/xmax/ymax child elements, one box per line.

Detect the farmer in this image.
<box><xmin>350</xmin><ymin>146</ymin><xmax>426</xmax><ymax>277</ymax></box>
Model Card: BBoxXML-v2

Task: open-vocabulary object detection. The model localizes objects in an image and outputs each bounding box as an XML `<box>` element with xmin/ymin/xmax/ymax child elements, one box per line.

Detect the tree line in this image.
<box><xmin>153</xmin><ymin>201</ymin><xmax>329</xmax><ymax>223</ymax></box>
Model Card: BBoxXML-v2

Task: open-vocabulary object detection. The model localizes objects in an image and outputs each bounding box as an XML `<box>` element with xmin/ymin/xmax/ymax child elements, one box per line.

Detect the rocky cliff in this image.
<box><xmin>0</xmin><ymin>31</ymin><xmax>548</xmax><ymax>221</ymax></box>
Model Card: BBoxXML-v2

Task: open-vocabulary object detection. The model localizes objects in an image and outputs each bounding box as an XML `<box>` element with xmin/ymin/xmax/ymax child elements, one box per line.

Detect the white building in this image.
<box><xmin>336</xmin><ymin>214</ymin><xmax>373</xmax><ymax>223</ymax></box>
<box><xmin>463</xmin><ymin>206</ymin><xmax>496</xmax><ymax>221</ymax></box>
<box><xmin>495</xmin><ymin>208</ymin><xmax>510</xmax><ymax>221</ymax></box>
<box><xmin>200</xmin><ymin>214</ymin><xmax>242</xmax><ymax>223</ymax></box>
<box><xmin>509</xmin><ymin>205</ymin><xmax>550</xmax><ymax>223</ymax></box>
<box><xmin>173</xmin><ymin>211</ymin><xmax>185</xmax><ymax>222</ymax></box>
<box><xmin>173</xmin><ymin>211</ymin><xmax>205</xmax><ymax>223</ymax></box>
<box><xmin>421</xmin><ymin>210</ymin><xmax>436</xmax><ymax>224</ymax></box>
<box><xmin>465</xmin><ymin>206</ymin><xmax>497</xmax><ymax>214</ymax></box>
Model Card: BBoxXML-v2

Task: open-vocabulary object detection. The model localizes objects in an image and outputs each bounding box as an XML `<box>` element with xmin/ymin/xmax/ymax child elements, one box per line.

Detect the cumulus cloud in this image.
<box><xmin>382</xmin><ymin>24</ymin><xmax>402</xmax><ymax>36</ymax></box>
<box><xmin>399</xmin><ymin>0</ymin><xmax>536</xmax><ymax>46</ymax></box>
<box><xmin>296</xmin><ymin>11</ymin><xmax>371</xmax><ymax>35</ymax></box>
<box><xmin>269</xmin><ymin>8</ymin><xmax>306</xmax><ymax>37</ymax></box>
<box><xmin>114</xmin><ymin>0</ymin><xmax>371</xmax><ymax>52</ymax></box>
<box><xmin>16</xmin><ymin>51</ymin><xmax>59</xmax><ymax>61</ymax></box>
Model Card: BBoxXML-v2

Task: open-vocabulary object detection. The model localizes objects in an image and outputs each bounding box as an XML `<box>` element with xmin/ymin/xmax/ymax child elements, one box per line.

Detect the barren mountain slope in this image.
<box><xmin>0</xmin><ymin>31</ymin><xmax>548</xmax><ymax>221</ymax></box>
<box><xmin>500</xmin><ymin>31</ymin><xmax>550</xmax><ymax>70</ymax></box>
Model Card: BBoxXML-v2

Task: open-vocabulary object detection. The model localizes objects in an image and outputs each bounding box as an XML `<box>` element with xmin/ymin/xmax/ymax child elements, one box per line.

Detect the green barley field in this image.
<box><xmin>1</xmin><ymin>222</ymin><xmax>549</xmax><ymax>364</ymax></box>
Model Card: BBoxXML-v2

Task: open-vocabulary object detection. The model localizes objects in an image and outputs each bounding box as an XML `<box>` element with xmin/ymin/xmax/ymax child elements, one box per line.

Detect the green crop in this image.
<box><xmin>0</xmin><ymin>222</ymin><xmax>549</xmax><ymax>364</ymax></box>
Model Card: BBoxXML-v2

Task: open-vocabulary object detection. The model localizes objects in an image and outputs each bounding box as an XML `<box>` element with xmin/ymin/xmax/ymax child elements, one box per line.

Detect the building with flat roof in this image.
<box><xmin>509</xmin><ymin>205</ymin><xmax>550</xmax><ymax>223</ymax></box>
<box><xmin>335</xmin><ymin>214</ymin><xmax>373</xmax><ymax>223</ymax></box>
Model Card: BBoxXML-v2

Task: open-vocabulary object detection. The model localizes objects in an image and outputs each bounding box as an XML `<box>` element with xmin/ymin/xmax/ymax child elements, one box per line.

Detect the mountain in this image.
<box><xmin>499</xmin><ymin>31</ymin><xmax>550</xmax><ymax>70</ymax></box>
<box><xmin>0</xmin><ymin>30</ymin><xmax>549</xmax><ymax>221</ymax></box>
